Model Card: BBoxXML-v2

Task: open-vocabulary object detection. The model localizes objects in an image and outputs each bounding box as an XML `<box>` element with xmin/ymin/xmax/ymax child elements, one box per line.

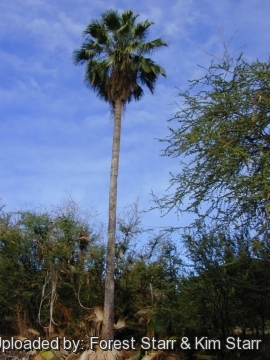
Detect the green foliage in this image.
<box><xmin>114</xmin><ymin>232</ymin><xmax>184</xmax><ymax>339</ymax></box>
<box><xmin>153</xmin><ymin>50</ymin><xmax>270</xmax><ymax>353</ymax></box>
<box><xmin>179</xmin><ymin>230</ymin><xmax>270</xmax><ymax>339</ymax></box>
<box><xmin>0</xmin><ymin>201</ymin><xmax>184</xmax><ymax>341</ymax></box>
<box><xmin>0</xmin><ymin>202</ymin><xmax>104</xmax><ymax>336</ymax></box>
<box><xmin>157</xmin><ymin>54</ymin><xmax>270</xmax><ymax>239</ymax></box>
<box><xmin>1</xmin><ymin>199</ymin><xmax>270</xmax><ymax>357</ymax></box>
<box><xmin>0</xmin><ymin>210</ymin><xmax>42</xmax><ymax>332</ymax></box>
<box><xmin>73</xmin><ymin>9</ymin><xmax>167</xmax><ymax>106</ymax></box>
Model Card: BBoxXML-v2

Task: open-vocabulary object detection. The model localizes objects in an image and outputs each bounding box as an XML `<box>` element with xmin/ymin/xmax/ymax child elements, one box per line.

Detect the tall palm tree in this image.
<box><xmin>73</xmin><ymin>9</ymin><xmax>167</xmax><ymax>340</ymax></box>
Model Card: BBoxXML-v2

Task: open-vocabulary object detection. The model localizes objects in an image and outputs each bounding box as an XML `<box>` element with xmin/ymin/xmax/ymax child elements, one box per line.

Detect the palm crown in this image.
<box><xmin>73</xmin><ymin>9</ymin><xmax>167</xmax><ymax>106</ymax></box>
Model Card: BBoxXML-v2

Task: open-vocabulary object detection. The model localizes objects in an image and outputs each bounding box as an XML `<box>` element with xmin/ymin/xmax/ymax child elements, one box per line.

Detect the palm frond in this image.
<box><xmin>141</xmin><ymin>351</ymin><xmax>161</xmax><ymax>360</ymax></box>
<box><xmin>133</xmin><ymin>21</ymin><xmax>153</xmax><ymax>40</ymax></box>
<box><xmin>85</xmin><ymin>306</ymin><xmax>104</xmax><ymax>322</ymax></box>
<box><xmin>79</xmin><ymin>350</ymin><xmax>95</xmax><ymax>360</ymax></box>
<box><xmin>102</xmin><ymin>10</ymin><xmax>121</xmax><ymax>31</ymax></box>
<box><xmin>94</xmin><ymin>306</ymin><xmax>104</xmax><ymax>322</ymax></box>
<box><xmin>114</xmin><ymin>317</ymin><xmax>126</xmax><ymax>330</ymax></box>
<box><xmin>73</xmin><ymin>9</ymin><xmax>167</xmax><ymax>105</ymax></box>
<box><xmin>88</xmin><ymin>348</ymin><xmax>123</xmax><ymax>360</ymax></box>
<box><xmin>85</xmin><ymin>21</ymin><xmax>109</xmax><ymax>45</ymax></box>
<box><xmin>121</xmin><ymin>10</ymin><xmax>138</xmax><ymax>27</ymax></box>
<box><xmin>129</xmin><ymin>86</ymin><xmax>144</xmax><ymax>102</ymax></box>
<box><xmin>137</xmin><ymin>39</ymin><xmax>168</xmax><ymax>55</ymax></box>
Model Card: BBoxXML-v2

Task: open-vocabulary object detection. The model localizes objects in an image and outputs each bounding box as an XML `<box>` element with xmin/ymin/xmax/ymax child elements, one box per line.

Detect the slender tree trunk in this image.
<box><xmin>102</xmin><ymin>99</ymin><xmax>122</xmax><ymax>341</ymax></box>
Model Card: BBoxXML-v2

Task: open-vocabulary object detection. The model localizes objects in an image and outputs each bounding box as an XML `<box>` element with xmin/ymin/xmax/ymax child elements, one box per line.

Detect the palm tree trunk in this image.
<box><xmin>102</xmin><ymin>99</ymin><xmax>122</xmax><ymax>341</ymax></box>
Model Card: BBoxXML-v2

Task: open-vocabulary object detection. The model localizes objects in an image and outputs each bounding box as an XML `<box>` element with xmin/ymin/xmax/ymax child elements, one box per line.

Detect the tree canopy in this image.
<box><xmin>2</xmin><ymin>200</ymin><xmax>270</xmax><ymax>359</ymax></box>
<box><xmin>73</xmin><ymin>9</ymin><xmax>167</xmax><ymax>107</ymax></box>
<box><xmin>157</xmin><ymin>54</ymin><xmax>270</xmax><ymax>240</ymax></box>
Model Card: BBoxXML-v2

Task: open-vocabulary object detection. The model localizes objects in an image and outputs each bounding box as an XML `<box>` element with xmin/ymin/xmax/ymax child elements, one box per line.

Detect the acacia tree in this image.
<box><xmin>179</xmin><ymin>230</ymin><xmax>270</xmax><ymax>341</ymax></box>
<box><xmin>157</xmin><ymin>54</ymin><xmax>270</xmax><ymax>239</ymax></box>
<box><xmin>0</xmin><ymin>202</ymin><xmax>100</xmax><ymax>337</ymax></box>
<box><xmin>73</xmin><ymin>9</ymin><xmax>167</xmax><ymax>339</ymax></box>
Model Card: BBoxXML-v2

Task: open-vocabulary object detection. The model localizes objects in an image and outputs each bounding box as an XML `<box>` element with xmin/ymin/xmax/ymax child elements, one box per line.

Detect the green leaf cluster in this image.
<box><xmin>179</xmin><ymin>230</ymin><xmax>270</xmax><ymax>342</ymax></box>
<box><xmin>158</xmin><ymin>55</ymin><xmax>270</xmax><ymax>239</ymax></box>
<box><xmin>73</xmin><ymin>9</ymin><xmax>167</xmax><ymax>106</ymax></box>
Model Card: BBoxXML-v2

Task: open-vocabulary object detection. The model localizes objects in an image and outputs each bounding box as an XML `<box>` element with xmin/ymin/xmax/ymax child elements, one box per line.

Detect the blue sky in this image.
<box><xmin>1</xmin><ymin>0</ymin><xmax>269</xmax><ymax>235</ymax></box>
